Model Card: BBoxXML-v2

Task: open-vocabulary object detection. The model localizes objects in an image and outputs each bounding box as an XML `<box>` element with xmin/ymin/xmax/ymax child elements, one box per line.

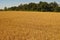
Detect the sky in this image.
<box><xmin>0</xmin><ymin>0</ymin><xmax>60</xmax><ymax>9</ymax></box>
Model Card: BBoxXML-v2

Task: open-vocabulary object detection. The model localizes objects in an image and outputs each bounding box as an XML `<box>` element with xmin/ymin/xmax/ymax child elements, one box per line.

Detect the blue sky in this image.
<box><xmin>0</xmin><ymin>0</ymin><xmax>60</xmax><ymax>9</ymax></box>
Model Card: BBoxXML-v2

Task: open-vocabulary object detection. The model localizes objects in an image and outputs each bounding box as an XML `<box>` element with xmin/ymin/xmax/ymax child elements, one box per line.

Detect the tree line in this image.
<box><xmin>1</xmin><ymin>1</ymin><xmax>60</xmax><ymax>12</ymax></box>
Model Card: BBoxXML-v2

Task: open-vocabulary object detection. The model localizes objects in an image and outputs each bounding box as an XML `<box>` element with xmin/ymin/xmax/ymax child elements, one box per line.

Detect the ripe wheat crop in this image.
<box><xmin>0</xmin><ymin>11</ymin><xmax>60</xmax><ymax>40</ymax></box>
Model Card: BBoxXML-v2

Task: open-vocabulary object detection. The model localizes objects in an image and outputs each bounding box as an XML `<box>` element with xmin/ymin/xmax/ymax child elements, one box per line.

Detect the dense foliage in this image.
<box><xmin>1</xmin><ymin>1</ymin><xmax>60</xmax><ymax>12</ymax></box>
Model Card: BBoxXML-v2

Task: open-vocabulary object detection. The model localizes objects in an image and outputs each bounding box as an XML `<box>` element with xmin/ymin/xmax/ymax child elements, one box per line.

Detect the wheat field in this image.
<box><xmin>0</xmin><ymin>11</ymin><xmax>60</xmax><ymax>40</ymax></box>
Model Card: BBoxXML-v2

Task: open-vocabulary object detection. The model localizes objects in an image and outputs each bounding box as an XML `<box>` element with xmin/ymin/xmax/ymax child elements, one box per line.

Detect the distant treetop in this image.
<box><xmin>2</xmin><ymin>1</ymin><xmax>60</xmax><ymax>12</ymax></box>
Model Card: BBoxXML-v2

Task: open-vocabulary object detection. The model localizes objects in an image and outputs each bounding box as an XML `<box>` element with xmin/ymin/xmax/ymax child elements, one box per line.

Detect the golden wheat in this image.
<box><xmin>0</xmin><ymin>11</ymin><xmax>60</xmax><ymax>40</ymax></box>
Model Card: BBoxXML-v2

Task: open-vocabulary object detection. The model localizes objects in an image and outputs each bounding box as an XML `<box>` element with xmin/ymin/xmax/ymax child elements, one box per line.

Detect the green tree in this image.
<box><xmin>8</xmin><ymin>6</ymin><xmax>17</xmax><ymax>11</ymax></box>
<box><xmin>49</xmin><ymin>2</ymin><xmax>58</xmax><ymax>11</ymax></box>
<box><xmin>2</xmin><ymin>1</ymin><xmax>60</xmax><ymax>12</ymax></box>
<box><xmin>28</xmin><ymin>3</ymin><xmax>37</xmax><ymax>11</ymax></box>
<box><xmin>4</xmin><ymin>7</ymin><xmax>7</xmax><ymax>11</ymax></box>
<box><xmin>22</xmin><ymin>4</ymin><xmax>29</xmax><ymax>10</ymax></box>
<box><xmin>54</xmin><ymin>7</ymin><xmax>60</xmax><ymax>12</ymax></box>
<box><xmin>38</xmin><ymin>1</ymin><xmax>49</xmax><ymax>11</ymax></box>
